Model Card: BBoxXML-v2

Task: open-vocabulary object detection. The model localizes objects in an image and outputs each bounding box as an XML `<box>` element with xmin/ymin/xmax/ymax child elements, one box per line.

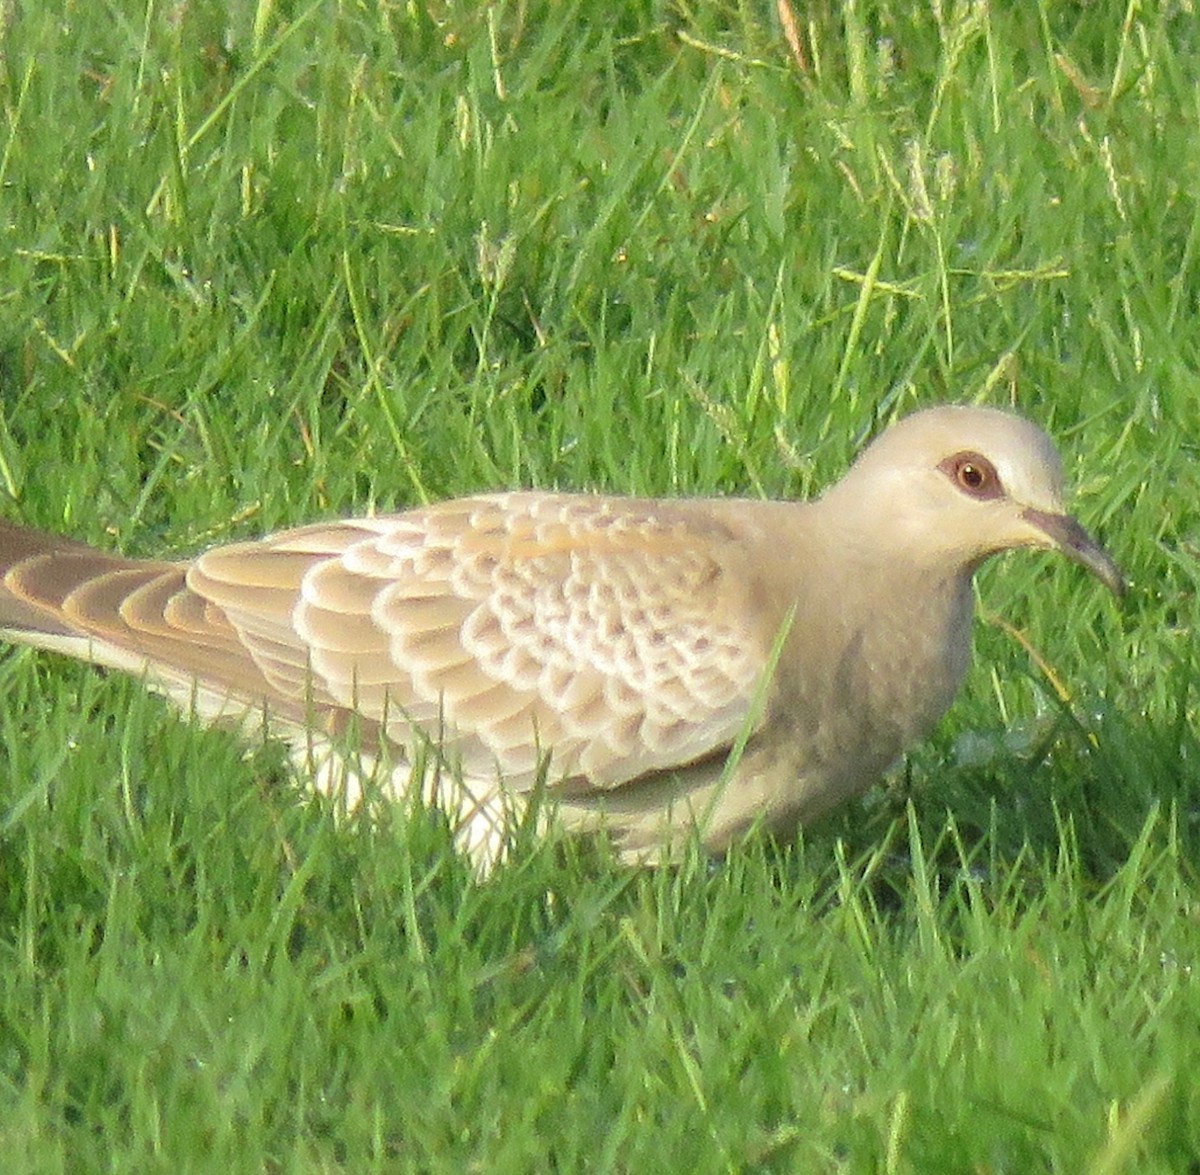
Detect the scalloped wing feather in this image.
<box><xmin>189</xmin><ymin>494</ymin><xmax>765</xmax><ymax>789</ymax></box>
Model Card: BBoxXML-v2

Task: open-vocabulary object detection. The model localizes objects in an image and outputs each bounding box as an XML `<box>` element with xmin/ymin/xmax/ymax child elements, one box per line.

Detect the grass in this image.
<box><xmin>0</xmin><ymin>0</ymin><xmax>1198</xmax><ymax>1169</ymax></box>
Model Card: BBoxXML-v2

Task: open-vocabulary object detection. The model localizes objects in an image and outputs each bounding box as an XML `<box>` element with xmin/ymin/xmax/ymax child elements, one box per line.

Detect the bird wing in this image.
<box><xmin>181</xmin><ymin>493</ymin><xmax>768</xmax><ymax>789</ymax></box>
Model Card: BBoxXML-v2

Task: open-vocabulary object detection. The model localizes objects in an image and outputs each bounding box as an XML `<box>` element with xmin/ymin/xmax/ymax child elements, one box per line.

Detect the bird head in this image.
<box><xmin>823</xmin><ymin>405</ymin><xmax>1126</xmax><ymax>596</ymax></box>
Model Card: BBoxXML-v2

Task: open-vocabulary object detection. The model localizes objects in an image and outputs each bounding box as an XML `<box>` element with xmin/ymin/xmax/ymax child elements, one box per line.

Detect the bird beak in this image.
<box><xmin>1021</xmin><ymin>508</ymin><xmax>1126</xmax><ymax>598</ymax></box>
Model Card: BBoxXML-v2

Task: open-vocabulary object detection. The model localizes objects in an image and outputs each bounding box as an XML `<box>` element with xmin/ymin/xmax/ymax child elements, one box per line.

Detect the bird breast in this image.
<box><xmin>763</xmin><ymin>563</ymin><xmax>976</xmax><ymax>807</ymax></box>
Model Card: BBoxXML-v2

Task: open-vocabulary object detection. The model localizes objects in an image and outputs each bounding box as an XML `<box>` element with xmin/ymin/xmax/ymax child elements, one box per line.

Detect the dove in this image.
<box><xmin>0</xmin><ymin>405</ymin><xmax>1123</xmax><ymax>866</ymax></box>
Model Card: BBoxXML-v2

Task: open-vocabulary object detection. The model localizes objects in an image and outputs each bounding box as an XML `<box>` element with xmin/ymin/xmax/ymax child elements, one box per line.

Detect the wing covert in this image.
<box><xmin>192</xmin><ymin>494</ymin><xmax>766</xmax><ymax>790</ymax></box>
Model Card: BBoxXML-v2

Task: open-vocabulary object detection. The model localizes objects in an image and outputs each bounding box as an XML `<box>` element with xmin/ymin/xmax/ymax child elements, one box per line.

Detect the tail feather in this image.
<box><xmin>0</xmin><ymin>516</ymin><xmax>504</xmax><ymax>867</ymax></box>
<box><xmin>0</xmin><ymin>519</ymin><xmax>139</xmax><ymax>638</ymax></box>
<box><xmin>0</xmin><ymin>519</ymin><xmax>282</xmax><ymax>709</ymax></box>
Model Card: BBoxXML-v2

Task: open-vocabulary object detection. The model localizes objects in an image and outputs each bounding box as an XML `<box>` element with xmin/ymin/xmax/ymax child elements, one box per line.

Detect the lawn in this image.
<box><xmin>0</xmin><ymin>0</ymin><xmax>1198</xmax><ymax>1170</ymax></box>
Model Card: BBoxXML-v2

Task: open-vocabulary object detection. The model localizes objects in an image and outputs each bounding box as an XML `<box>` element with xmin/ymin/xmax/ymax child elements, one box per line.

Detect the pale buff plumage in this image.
<box><xmin>0</xmin><ymin>406</ymin><xmax>1123</xmax><ymax>866</ymax></box>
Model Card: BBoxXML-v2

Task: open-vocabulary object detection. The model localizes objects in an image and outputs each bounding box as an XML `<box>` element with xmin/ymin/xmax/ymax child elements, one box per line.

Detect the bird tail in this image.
<box><xmin>0</xmin><ymin>519</ymin><xmax>153</xmax><ymax>641</ymax></box>
<box><xmin>0</xmin><ymin>516</ymin><xmax>317</xmax><ymax>737</ymax></box>
<box><xmin>0</xmin><ymin>518</ymin><xmax>242</xmax><ymax>677</ymax></box>
<box><xmin>0</xmin><ymin>518</ymin><xmax>388</xmax><ymax>794</ymax></box>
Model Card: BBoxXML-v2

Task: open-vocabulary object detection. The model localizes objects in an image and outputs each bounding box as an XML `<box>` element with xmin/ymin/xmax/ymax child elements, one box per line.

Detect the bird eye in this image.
<box><xmin>960</xmin><ymin>462</ymin><xmax>985</xmax><ymax>489</ymax></box>
<box><xmin>940</xmin><ymin>451</ymin><xmax>1003</xmax><ymax>500</ymax></box>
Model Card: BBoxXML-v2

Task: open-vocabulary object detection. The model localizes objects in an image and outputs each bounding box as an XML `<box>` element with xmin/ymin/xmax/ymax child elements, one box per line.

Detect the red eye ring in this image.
<box><xmin>939</xmin><ymin>451</ymin><xmax>1004</xmax><ymax>500</ymax></box>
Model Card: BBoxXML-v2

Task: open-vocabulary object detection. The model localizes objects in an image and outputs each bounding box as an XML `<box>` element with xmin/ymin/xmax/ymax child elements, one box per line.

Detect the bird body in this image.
<box><xmin>0</xmin><ymin>407</ymin><xmax>1123</xmax><ymax>865</ymax></box>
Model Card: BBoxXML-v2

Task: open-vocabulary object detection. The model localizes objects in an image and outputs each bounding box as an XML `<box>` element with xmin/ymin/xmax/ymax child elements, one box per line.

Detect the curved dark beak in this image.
<box><xmin>1022</xmin><ymin>508</ymin><xmax>1126</xmax><ymax>598</ymax></box>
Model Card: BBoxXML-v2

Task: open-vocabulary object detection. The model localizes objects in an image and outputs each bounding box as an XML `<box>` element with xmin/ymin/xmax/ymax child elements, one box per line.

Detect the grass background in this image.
<box><xmin>0</xmin><ymin>0</ymin><xmax>1198</xmax><ymax>1170</ymax></box>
